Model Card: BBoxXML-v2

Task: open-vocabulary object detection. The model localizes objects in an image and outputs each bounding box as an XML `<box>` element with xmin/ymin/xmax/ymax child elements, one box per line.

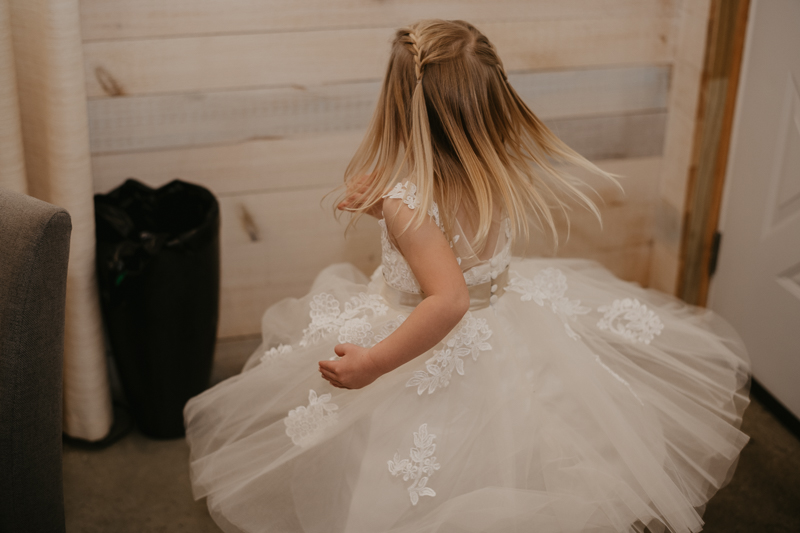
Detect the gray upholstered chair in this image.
<box><xmin>0</xmin><ymin>186</ymin><xmax>70</xmax><ymax>533</ymax></box>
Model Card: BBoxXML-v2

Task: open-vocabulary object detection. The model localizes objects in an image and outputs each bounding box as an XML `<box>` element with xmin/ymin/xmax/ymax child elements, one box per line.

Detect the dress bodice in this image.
<box><xmin>378</xmin><ymin>181</ymin><xmax>512</xmax><ymax>295</ymax></box>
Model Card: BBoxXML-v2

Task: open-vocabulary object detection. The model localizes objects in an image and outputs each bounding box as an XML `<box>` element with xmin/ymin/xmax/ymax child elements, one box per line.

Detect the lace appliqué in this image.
<box><xmin>284</xmin><ymin>389</ymin><xmax>339</xmax><ymax>448</ymax></box>
<box><xmin>383</xmin><ymin>181</ymin><xmax>441</xmax><ymax>226</ymax></box>
<box><xmin>379</xmin><ymin>182</ymin><xmax>447</xmax><ymax>294</ymax></box>
<box><xmin>388</xmin><ymin>423</ymin><xmax>441</xmax><ymax>506</ymax></box>
<box><xmin>406</xmin><ymin>312</ymin><xmax>492</xmax><ymax>395</ymax></box>
<box><xmin>379</xmin><ymin>219</ymin><xmax>422</xmax><ymax>294</ymax></box>
<box><xmin>384</xmin><ymin>181</ymin><xmax>421</xmax><ymax>210</ymax></box>
<box><xmin>300</xmin><ymin>293</ymin><xmax>388</xmax><ymax>347</ymax></box>
<box><xmin>597</xmin><ymin>298</ymin><xmax>664</xmax><ymax>345</ymax></box>
<box><xmin>462</xmin><ymin>219</ymin><xmax>513</xmax><ymax>286</ymax></box>
<box><xmin>506</xmin><ymin>268</ymin><xmax>590</xmax><ymax>340</ymax></box>
<box><xmin>427</xmin><ymin>201</ymin><xmax>441</xmax><ymax>229</ymax></box>
<box><xmin>261</xmin><ymin>343</ymin><xmax>292</xmax><ymax>364</ymax></box>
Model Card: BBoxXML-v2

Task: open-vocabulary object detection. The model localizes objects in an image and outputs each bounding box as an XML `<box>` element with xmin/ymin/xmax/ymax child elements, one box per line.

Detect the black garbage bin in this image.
<box><xmin>95</xmin><ymin>179</ymin><xmax>220</xmax><ymax>439</ymax></box>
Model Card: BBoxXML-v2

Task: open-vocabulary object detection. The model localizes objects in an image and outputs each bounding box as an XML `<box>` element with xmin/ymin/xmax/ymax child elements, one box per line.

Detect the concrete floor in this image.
<box><xmin>64</xmin><ymin>346</ymin><xmax>800</xmax><ymax>532</ymax></box>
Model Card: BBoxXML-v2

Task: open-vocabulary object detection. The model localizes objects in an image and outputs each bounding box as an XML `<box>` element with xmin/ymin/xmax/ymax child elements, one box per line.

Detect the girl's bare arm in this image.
<box><xmin>318</xmin><ymin>198</ymin><xmax>469</xmax><ymax>389</ymax></box>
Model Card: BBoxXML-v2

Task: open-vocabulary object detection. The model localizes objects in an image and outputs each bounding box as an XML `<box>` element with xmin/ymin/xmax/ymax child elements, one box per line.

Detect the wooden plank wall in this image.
<box><xmin>79</xmin><ymin>0</ymin><xmax>693</xmax><ymax>340</ymax></box>
<box><xmin>649</xmin><ymin>0</ymin><xmax>713</xmax><ymax>294</ymax></box>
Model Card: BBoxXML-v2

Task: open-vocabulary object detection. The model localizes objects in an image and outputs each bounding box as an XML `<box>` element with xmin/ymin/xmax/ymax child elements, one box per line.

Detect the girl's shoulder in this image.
<box><xmin>382</xmin><ymin>180</ymin><xmax>421</xmax><ymax>209</ymax></box>
<box><xmin>382</xmin><ymin>180</ymin><xmax>441</xmax><ymax>229</ymax></box>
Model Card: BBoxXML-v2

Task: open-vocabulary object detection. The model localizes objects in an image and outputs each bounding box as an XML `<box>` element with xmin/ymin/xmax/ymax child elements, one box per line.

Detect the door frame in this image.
<box><xmin>677</xmin><ymin>0</ymin><xmax>751</xmax><ymax>306</ymax></box>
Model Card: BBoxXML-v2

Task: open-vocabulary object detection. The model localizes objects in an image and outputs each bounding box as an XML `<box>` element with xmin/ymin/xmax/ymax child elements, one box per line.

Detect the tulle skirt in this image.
<box><xmin>184</xmin><ymin>258</ymin><xmax>750</xmax><ymax>533</ymax></box>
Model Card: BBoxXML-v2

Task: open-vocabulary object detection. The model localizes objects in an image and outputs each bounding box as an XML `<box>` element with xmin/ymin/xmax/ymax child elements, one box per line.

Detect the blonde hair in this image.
<box><xmin>336</xmin><ymin>19</ymin><xmax>621</xmax><ymax>251</ymax></box>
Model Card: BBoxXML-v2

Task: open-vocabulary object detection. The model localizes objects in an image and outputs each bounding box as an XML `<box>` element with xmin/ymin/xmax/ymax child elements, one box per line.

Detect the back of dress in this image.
<box><xmin>378</xmin><ymin>180</ymin><xmax>512</xmax><ymax>306</ymax></box>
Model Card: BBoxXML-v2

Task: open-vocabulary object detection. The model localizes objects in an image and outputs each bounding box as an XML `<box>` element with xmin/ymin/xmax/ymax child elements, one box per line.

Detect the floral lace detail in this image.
<box><xmin>284</xmin><ymin>390</ymin><xmax>339</xmax><ymax>448</ymax></box>
<box><xmin>506</xmin><ymin>268</ymin><xmax>591</xmax><ymax>340</ymax></box>
<box><xmin>384</xmin><ymin>181</ymin><xmax>422</xmax><ymax>210</ymax></box>
<box><xmin>379</xmin><ymin>182</ymin><xmax>446</xmax><ymax>294</ymax></box>
<box><xmin>338</xmin><ymin>316</ymin><xmax>374</xmax><ymax>346</ymax></box>
<box><xmin>374</xmin><ymin>315</ymin><xmax>407</xmax><ymax>343</ymax></box>
<box><xmin>261</xmin><ymin>343</ymin><xmax>292</xmax><ymax>364</ymax></box>
<box><xmin>406</xmin><ymin>312</ymin><xmax>492</xmax><ymax>395</ymax></box>
<box><xmin>427</xmin><ymin>201</ymin><xmax>441</xmax><ymax>228</ymax></box>
<box><xmin>383</xmin><ymin>181</ymin><xmax>442</xmax><ymax>226</ymax></box>
<box><xmin>462</xmin><ymin>219</ymin><xmax>513</xmax><ymax>286</ymax></box>
<box><xmin>597</xmin><ymin>298</ymin><xmax>664</xmax><ymax>344</ymax></box>
<box><xmin>388</xmin><ymin>423</ymin><xmax>441</xmax><ymax>506</ymax></box>
<box><xmin>300</xmin><ymin>293</ymin><xmax>388</xmax><ymax>347</ymax></box>
<box><xmin>379</xmin><ymin>219</ymin><xmax>422</xmax><ymax>294</ymax></box>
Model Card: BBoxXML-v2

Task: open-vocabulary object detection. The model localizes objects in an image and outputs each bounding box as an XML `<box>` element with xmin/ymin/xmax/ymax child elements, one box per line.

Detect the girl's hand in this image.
<box><xmin>318</xmin><ymin>343</ymin><xmax>385</xmax><ymax>389</ymax></box>
<box><xmin>337</xmin><ymin>175</ymin><xmax>383</xmax><ymax>219</ymax></box>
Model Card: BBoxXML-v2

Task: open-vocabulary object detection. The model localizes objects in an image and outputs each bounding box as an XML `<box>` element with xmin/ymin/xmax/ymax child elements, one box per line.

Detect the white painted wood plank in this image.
<box><xmin>675</xmin><ymin>0</ymin><xmax>712</xmax><ymax>72</ymax></box>
<box><xmin>82</xmin><ymin>19</ymin><xmax>675</xmax><ymax>97</ymax></box>
<box><xmin>517</xmin><ymin>156</ymin><xmax>661</xmax><ymax>252</ymax></box>
<box><xmin>91</xmin><ymin>111</ymin><xmax>666</xmax><ymax>195</ymax></box>
<box><xmin>92</xmin><ymin>132</ymin><xmax>364</xmax><ymax>195</ymax></box>
<box><xmin>217</xmin><ymin>187</ymin><xmax>381</xmax><ymax>338</ymax></box>
<box><xmin>668</xmin><ymin>59</ymin><xmax>703</xmax><ymax>123</ymax></box>
<box><xmin>514</xmin><ymin>156</ymin><xmax>660</xmax><ymax>287</ymax></box>
<box><xmin>658</xmin><ymin>106</ymin><xmax>695</xmax><ymax>210</ymax></box>
<box><xmin>649</xmin><ymin>239</ymin><xmax>679</xmax><ymax>294</ymax></box>
<box><xmin>582</xmin><ymin>245</ymin><xmax>652</xmax><ymax>286</ymax></box>
<box><xmin>79</xmin><ymin>0</ymin><xmax>680</xmax><ymax>41</ymax></box>
<box><xmin>509</xmin><ymin>66</ymin><xmax>670</xmax><ymax>121</ymax></box>
<box><xmin>547</xmin><ymin>111</ymin><xmax>667</xmax><ymax>161</ymax></box>
<box><xmin>87</xmin><ymin>66</ymin><xmax>669</xmax><ymax>153</ymax></box>
<box><xmin>88</xmin><ymin>82</ymin><xmax>382</xmax><ymax>154</ymax></box>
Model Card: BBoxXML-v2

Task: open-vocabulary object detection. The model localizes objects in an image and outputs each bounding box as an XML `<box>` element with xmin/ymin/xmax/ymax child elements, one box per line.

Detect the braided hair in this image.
<box><xmin>338</xmin><ymin>19</ymin><xmax>620</xmax><ymax>252</ymax></box>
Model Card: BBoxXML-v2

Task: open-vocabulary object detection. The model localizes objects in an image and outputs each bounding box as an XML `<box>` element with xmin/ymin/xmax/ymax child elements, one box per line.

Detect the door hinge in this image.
<box><xmin>708</xmin><ymin>231</ymin><xmax>722</xmax><ymax>277</ymax></box>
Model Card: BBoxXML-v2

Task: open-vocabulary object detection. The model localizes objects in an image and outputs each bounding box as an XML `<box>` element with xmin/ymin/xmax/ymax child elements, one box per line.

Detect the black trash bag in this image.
<box><xmin>95</xmin><ymin>179</ymin><xmax>220</xmax><ymax>439</ymax></box>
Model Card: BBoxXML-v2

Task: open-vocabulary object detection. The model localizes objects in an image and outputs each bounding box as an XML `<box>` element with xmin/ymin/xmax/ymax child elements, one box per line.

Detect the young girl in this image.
<box><xmin>184</xmin><ymin>20</ymin><xmax>750</xmax><ymax>533</ymax></box>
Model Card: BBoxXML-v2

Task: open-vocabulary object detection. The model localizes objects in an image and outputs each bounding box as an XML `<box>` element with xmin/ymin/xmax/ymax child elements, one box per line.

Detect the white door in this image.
<box><xmin>709</xmin><ymin>0</ymin><xmax>800</xmax><ymax>417</ymax></box>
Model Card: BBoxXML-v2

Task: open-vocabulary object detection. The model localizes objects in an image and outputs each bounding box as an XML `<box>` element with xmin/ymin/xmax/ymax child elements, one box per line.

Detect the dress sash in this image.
<box><xmin>379</xmin><ymin>266</ymin><xmax>509</xmax><ymax>311</ymax></box>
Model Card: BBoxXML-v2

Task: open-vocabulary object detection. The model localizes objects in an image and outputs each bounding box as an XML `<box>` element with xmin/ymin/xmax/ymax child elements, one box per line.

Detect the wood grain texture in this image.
<box><xmin>79</xmin><ymin>0</ymin><xmax>680</xmax><ymax>41</ymax></box>
<box><xmin>87</xmin><ymin>65</ymin><xmax>669</xmax><ymax>153</ymax></box>
<box><xmin>649</xmin><ymin>239</ymin><xmax>680</xmax><ymax>294</ymax></box>
<box><xmin>678</xmin><ymin>0</ymin><xmax>750</xmax><ymax>305</ymax></box>
<box><xmin>518</xmin><ymin>156</ymin><xmax>661</xmax><ymax>253</ymax></box>
<box><xmin>91</xmin><ymin>111</ymin><xmax>666</xmax><ymax>196</ymax></box>
<box><xmin>658</xmin><ymin>109</ymin><xmax>696</xmax><ymax>211</ymax></box>
<box><xmin>514</xmin><ymin>156</ymin><xmax>660</xmax><ymax>288</ymax></box>
<box><xmin>546</xmin><ymin>112</ymin><xmax>667</xmax><ymax>161</ymax></box>
<box><xmin>648</xmin><ymin>0</ymin><xmax>713</xmax><ymax>296</ymax></box>
<box><xmin>92</xmin><ymin>132</ymin><xmax>364</xmax><ymax>195</ymax></box>
<box><xmin>82</xmin><ymin>19</ymin><xmax>675</xmax><ymax>98</ymax></box>
<box><xmin>217</xmin><ymin>186</ymin><xmax>381</xmax><ymax>338</ymax></box>
<box><xmin>565</xmin><ymin>245</ymin><xmax>652</xmax><ymax>287</ymax></box>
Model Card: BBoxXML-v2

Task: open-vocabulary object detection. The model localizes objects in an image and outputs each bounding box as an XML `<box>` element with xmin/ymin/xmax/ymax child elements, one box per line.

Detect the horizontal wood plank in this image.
<box><xmin>516</xmin><ymin>156</ymin><xmax>661</xmax><ymax>252</ymax></box>
<box><xmin>82</xmin><ymin>19</ymin><xmax>675</xmax><ymax>97</ymax></box>
<box><xmin>92</xmin><ymin>132</ymin><xmax>363</xmax><ymax>195</ymax></box>
<box><xmin>87</xmin><ymin>65</ymin><xmax>669</xmax><ymax>153</ymax></box>
<box><xmin>91</xmin><ymin>111</ymin><xmax>666</xmax><ymax>195</ymax></box>
<box><xmin>547</xmin><ymin>111</ymin><xmax>667</xmax><ymax>161</ymax></box>
<box><xmin>217</xmin><ymin>187</ymin><xmax>382</xmax><ymax>338</ymax></box>
<box><xmin>80</xmin><ymin>0</ymin><xmax>679</xmax><ymax>41</ymax></box>
<box><xmin>577</xmin><ymin>245</ymin><xmax>652</xmax><ymax>286</ymax></box>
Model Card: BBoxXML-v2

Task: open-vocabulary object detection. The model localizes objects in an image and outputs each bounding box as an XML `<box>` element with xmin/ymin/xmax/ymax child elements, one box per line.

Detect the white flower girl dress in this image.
<box><xmin>184</xmin><ymin>182</ymin><xmax>750</xmax><ymax>533</ymax></box>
